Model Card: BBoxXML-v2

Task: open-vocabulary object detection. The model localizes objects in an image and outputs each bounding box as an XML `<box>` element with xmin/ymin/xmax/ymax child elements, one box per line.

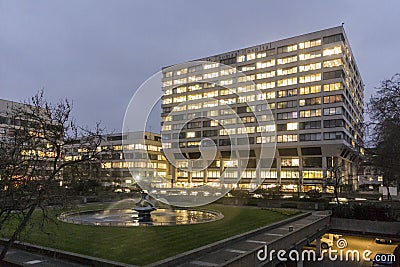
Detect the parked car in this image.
<box><xmin>309</xmin><ymin>236</ymin><xmax>334</xmax><ymax>249</ymax></box>
<box><xmin>375</xmin><ymin>238</ymin><xmax>393</xmax><ymax>244</ymax></box>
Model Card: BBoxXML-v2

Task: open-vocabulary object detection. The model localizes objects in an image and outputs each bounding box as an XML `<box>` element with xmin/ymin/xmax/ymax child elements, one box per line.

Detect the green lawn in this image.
<box><xmin>4</xmin><ymin>204</ymin><xmax>299</xmax><ymax>266</ymax></box>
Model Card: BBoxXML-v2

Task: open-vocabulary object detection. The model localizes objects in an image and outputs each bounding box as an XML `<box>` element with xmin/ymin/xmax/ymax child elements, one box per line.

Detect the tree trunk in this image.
<box><xmin>386</xmin><ymin>185</ymin><xmax>391</xmax><ymax>200</ymax></box>
<box><xmin>334</xmin><ymin>186</ymin><xmax>340</xmax><ymax>205</ymax></box>
<box><xmin>0</xmin><ymin>205</ymin><xmax>36</xmax><ymax>260</ymax></box>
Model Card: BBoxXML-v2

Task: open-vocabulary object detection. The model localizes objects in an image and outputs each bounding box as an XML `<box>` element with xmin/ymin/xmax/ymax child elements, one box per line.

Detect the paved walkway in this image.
<box><xmin>152</xmin><ymin>211</ymin><xmax>331</xmax><ymax>267</ymax></box>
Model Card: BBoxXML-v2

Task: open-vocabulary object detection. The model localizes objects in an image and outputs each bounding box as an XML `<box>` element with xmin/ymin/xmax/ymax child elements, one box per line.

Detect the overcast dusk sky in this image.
<box><xmin>1</xmin><ymin>0</ymin><xmax>399</xmax><ymax>132</ymax></box>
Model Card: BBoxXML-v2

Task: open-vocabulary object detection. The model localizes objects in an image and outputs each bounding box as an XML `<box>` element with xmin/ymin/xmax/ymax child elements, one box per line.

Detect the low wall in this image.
<box><xmin>0</xmin><ymin>238</ymin><xmax>136</xmax><ymax>267</ymax></box>
<box><xmin>219</xmin><ymin>197</ymin><xmax>329</xmax><ymax>210</ymax></box>
<box><xmin>330</xmin><ymin>218</ymin><xmax>400</xmax><ymax>236</ymax></box>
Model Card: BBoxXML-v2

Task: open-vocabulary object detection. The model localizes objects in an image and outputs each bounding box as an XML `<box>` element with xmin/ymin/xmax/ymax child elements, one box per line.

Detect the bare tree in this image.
<box><xmin>368</xmin><ymin>74</ymin><xmax>400</xmax><ymax>200</ymax></box>
<box><xmin>327</xmin><ymin>161</ymin><xmax>346</xmax><ymax>205</ymax></box>
<box><xmin>0</xmin><ymin>91</ymin><xmax>104</xmax><ymax>260</ymax></box>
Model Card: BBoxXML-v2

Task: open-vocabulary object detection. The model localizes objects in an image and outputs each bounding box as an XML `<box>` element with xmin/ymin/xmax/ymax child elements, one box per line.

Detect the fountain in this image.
<box><xmin>58</xmin><ymin>192</ymin><xmax>223</xmax><ymax>227</ymax></box>
<box><xmin>132</xmin><ymin>191</ymin><xmax>157</xmax><ymax>221</ymax></box>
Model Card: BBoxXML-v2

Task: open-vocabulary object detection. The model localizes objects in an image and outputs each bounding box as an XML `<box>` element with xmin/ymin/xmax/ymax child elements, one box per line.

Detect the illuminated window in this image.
<box><xmin>186</xmin><ymin>132</ymin><xmax>197</xmax><ymax>139</ymax></box>
<box><xmin>299</xmin><ymin>62</ymin><xmax>322</xmax><ymax>72</ymax></box>
<box><xmin>299</xmin><ymin>73</ymin><xmax>321</xmax><ymax>84</ymax></box>
<box><xmin>298</xmin><ymin>39</ymin><xmax>321</xmax><ymax>49</ymax></box>
<box><xmin>220</xmin><ymin>118</ymin><xmax>236</xmax><ymax>125</ymax></box>
<box><xmin>188</xmin><ymin>75</ymin><xmax>202</xmax><ymax>82</ymax></box>
<box><xmin>163</xmin><ymin>80</ymin><xmax>172</xmax><ymax>87</ymax></box>
<box><xmin>237</xmin><ymin>84</ymin><xmax>255</xmax><ymax>93</ymax></box>
<box><xmin>187</xmin><ymin>93</ymin><xmax>202</xmax><ymax>101</ymax></box>
<box><xmin>173</xmin><ymin>95</ymin><xmax>186</xmax><ymax>103</ymax></box>
<box><xmin>257</xmin><ymin>81</ymin><xmax>275</xmax><ymax>90</ymax></box>
<box><xmin>277</xmin><ymin>135</ymin><xmax>297</xmax><ymax>143</ymax></box>
<box><xmin>323</xmin><ymin>82</ymin><xmax>342</xmax><ymax>92</ymax></box>
<box><xmin>277</xmin><ymin>44</ymin><xmax>298</xmax><ymax>53</ymax></box>
<box><xmin>203</xmin><ymin>90</ymin><xmax>218</xmax><ymax>98</ymax></box>
<box><xmin>277</xmin><ymin>55</ymin><xmax>297</xmax><ymax>65</ymax></box>
<box><xmin>281</xmin><ymin>158</ymin><xmax>300</xmax><ymax>167</ymax></box>
<box><xmin>260</xmin><ymin>170</ymin><xmax>277</xmax><ymax>179</ymax></box>
<box><xmin>323</xmin><ymin>95</ymin><xmax>342</xmax><ymax>104</ymax></box>
<box><xmin>162</xmin><ymin>98</ymin><xmax>172</xmax><ymax>104</ymax></box>
<box><xmin>299</xmin><ymin>51</ymin><xmax>321</xmax><ymax>61</ymax></box>
<box><xmin>299</xmin><ymin>97</ymin><xmax>322</xmax><ymax>106</ymax></box>
<box><xmin>207</xmin><ymin>170</ymin><xmax>220</xmax><ymax>178</ymax></box>
<box><xmin>257</xmin><ymin>136</ymin><xmax>276</xmax><ymax>143</ymax></box>
<box><xmin>187</xmin><ymin>103</ymin><xmax>202</xmax><ymax>110</ymax></box>
<box><xmin>277</xmin><ymin>67</ymin><xmax>297</xmax><ymax>76</ymax></box>
<box><xmin>266</xmin><ymin>92</ymin><xmax>276</xmax><ymax>99</ymax></box>
<box><xmin>256</xmin><ymin>59</ymin><xmax>275</xmax><ymax>69</ymax></box>
<box><xmin>164</xmin><ymin>71</ymin><xmax>173</xmax><ymax>78</ymax></box>
<box><xmin>323</xmin><ymin>58</ymin><xmax>343</xmax><ymax>68</ymax></box>
<box><xmin>256</xmin><ymin>124</ymin><xmax>276</xmax><ymax>132</ymax></box>
<box><xmin>247</xmin><ymin>52</ymin><xmax>256</xmax><ymax>61</ymax></box>
<box><xmin>238</xmin><ymin>95</ymin><xmax>255</xmax><ymax>103</ymax></box>
<box><xmin>204</xmin><ymin>63</ymin><xmax>219</xmax><ymax>70</ymax></box>
<box><xmin>238</xmin><ymin>75</ymin><xmax>255</xmax><ymax>82</ymax></box>
<box><xmin>187</xmin><ymin>141</ymin><xmax>201</xmax><ymax>147</ymax></box>
<box><xmin>175</xmin><ymin>68</ymin><xmax>187</xmax><ymax>76</ymax></box>
<box><xmin>240</xmin><ymin>65</ymin><xmax>255</xmax><ymax>72</ymax></box>
<box><xmin>237</xmin><ymin>127</ymin><xmax>255</xmax><ymax>134</ymax></box>
<box><xmin>174</xmin><ymin>78</ymin><xmax>187</xmax><ymax>85</ymax></box>
<box><xmin>203</xmin><ymin>100</ymin><xmax>218</xmax><ymax>108</ymax></box>
<box><xmin>188</xmin><ymin>84</ymin><xmax>202</xmax><ymax>91</ymax></box>
<box><xmin>277</xmin><ymin>77</ymin><xmax>297</xmax><ymax>87</ymax></box>
<box><xmin>237</xmin><ymin>55</ymin><xmax>246</xmax><ymax>63</ymax></box>
<box><xmin>299</xmin><ymin>85</ymin><xmax>321</xmax><ymax>95</ymax></box>
<box><xmin>281</xmin><ymin>170</ymin><xmax>299</xmax><ymax>179</ymax></box>
<box><xmin>220</xmin><ymin>68</ymin><xmax>236</xmax><ymax>76</ymax></box>
<box><xmin>219</xmin><ymin>128</ymin><xmax>236</xmax><ymax>135</ymax></box>
<box><xmin>219</xmin><ymin>98</ymin><xmax>236</xmax><ymax>105</ymax></box>
<box><xmin>203</xmin><ymin>72</ymin><xmax>219</xmax><ymax>79</ymax></box>
<box><xmin>241</xmin><ymin>116</ymin><xmax>255</xmax><ymax>123</ymax></box>
<box><xmin>299</xmin><ymin>109</ymin><xmax>321</xmax><ymax>118</ymax></box>
<box><xmin>303</xmin><ymin>171</ymin><xmax>323</xmax><ymax>179</ymax></box>
<box><xmin>176</xmin><ymin>86</ymin><xmax>186</xmax><ymax>93</ymax></box>
<box><xmin>323</xmin><ymin>46</ymin><xmax>342</xmax><ymax>56</ymax></box>
<box><xmin>287</xmin><ymin>122</ymin><xmax>298</xmax><ymax>131</ymax></box>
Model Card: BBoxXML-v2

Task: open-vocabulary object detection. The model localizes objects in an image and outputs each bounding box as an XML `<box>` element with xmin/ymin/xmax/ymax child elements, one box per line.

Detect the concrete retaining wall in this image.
<box><xmin>0</xmin><ymin>238</ymin><xmax>136</xmax><ymax>267</ymax></box>
<box><xmin>219</xmin><ymin>197</ymin><xmax>329</xmax><ymax>210</ymax></box>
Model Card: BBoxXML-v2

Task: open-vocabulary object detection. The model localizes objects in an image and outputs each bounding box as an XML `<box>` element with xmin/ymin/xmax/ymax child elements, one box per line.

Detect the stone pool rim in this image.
<box><xmin>57</xmin><ymin>208</ymin><xmax>224</xmax><ymax>227</ymax></box>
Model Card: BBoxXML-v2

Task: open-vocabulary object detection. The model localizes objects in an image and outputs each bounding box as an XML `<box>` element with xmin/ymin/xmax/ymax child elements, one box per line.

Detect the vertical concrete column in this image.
<box><xmin>299</xmin><ymin>156</ymin><xmax>303</xmax><ymax>193</ymax></box>
<box><xmin>171</xmin><ymin>165</ymin><xmax>176</xmax><ymax>188</ymax></box>
<box><xmin>276</xmin><ymin>157</ymin><xmax>281</xmax><ymax>186</ymax></box>
<box><xmin>297</xmin><ymin>255</ymin><xmax>304</xmax><ymax>267</ymax></box>
<box><xmin>219</xmin><ymin>159</ymin><xmax>224</xmax><ymax>185</ymax></box>
<box><xmin>203</xmin><ymin>162</ymin><xmax>208</xmax><ymax>184</ymax></box>
<box><xmin>322</xmin><ymin>156</ymin><xmax>327</xmax><ymax>193</ymax></box>
<box><xmin>316</xmin><ymin>237</ymin><xmax>321</xmax><ymax>258</ymax></box>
